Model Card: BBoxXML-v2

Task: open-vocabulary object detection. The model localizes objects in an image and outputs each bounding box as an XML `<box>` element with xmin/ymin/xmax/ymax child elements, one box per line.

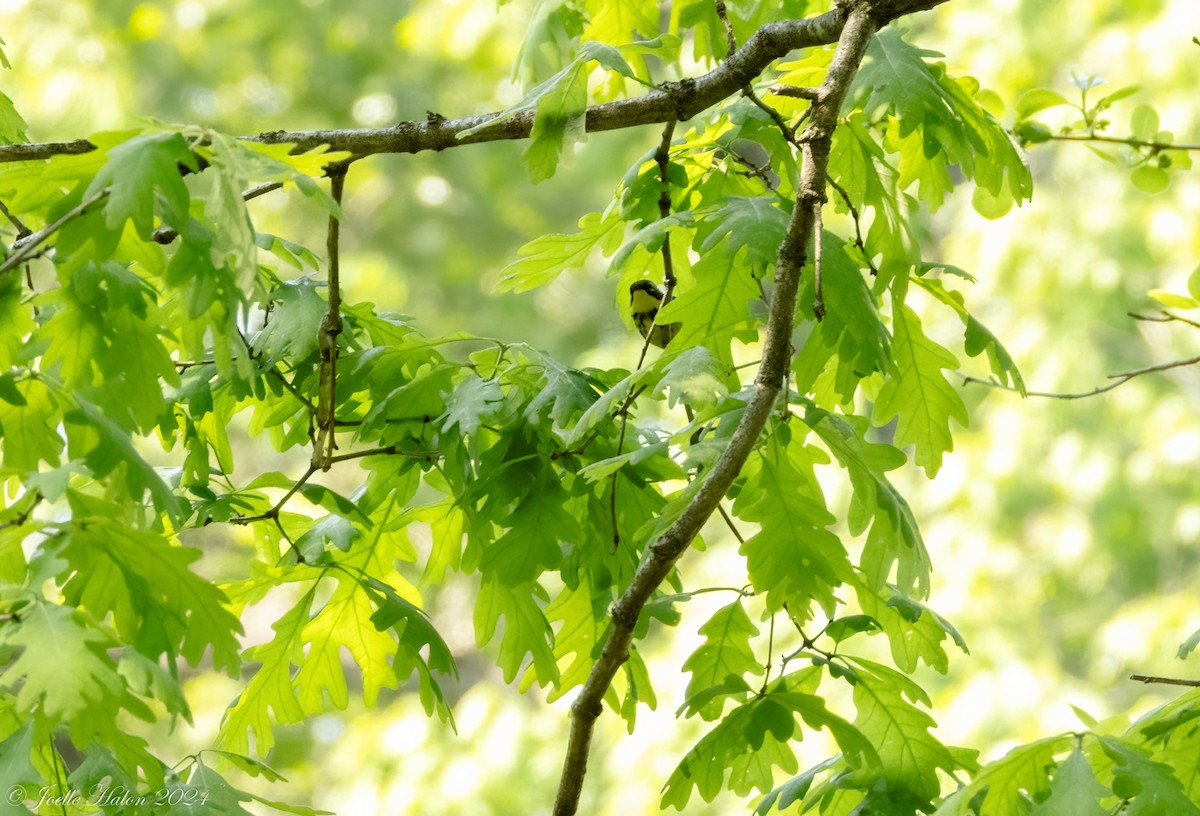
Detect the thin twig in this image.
<box><xmin>714</xmin><ymin>0</ymin><xmax>804</xmax><ymax>155</ymax></box>
<box><xmin>0</xmin><ymin>200</ymin><xmax>32</xmax><ymax>238</ymax></box>
<box><xmin>1129</xmin><ymin>312</ymin><xmax>1175</xmax><ymax>323</ymax></box>
<box><xmin>312</xmin><ymin>169</ymin><xmax>347</xmax><ymax>470</ymax></box>
<box><xmin>781</xmin><ymin>618</ymin><xmax>836</xmax><ymax>666</ymax></box>
<box><xmin>761</xmin><ymin>613</ymin><xmax>776</xmax><ymax>693</ymax></box>
<box><xmin>233</xmin><ymin>327</ymin><xmax>318</xmax><ymax>417</ymax></box>
<box><xmin>259</xmin><ymin>465</ymin><xmax>316</xmax><ymax>520</ymax></box>
<box><xmin>327</xmin><ymin>445</ymin><xmax>438</xmax><ymax>464</ymax></box>
<box><xmin>1048</xmin><ymin>133</ymin><xmax>1200</xmax><ymax>152</ymax></box>
<box><xmin>0</xmin><ymin>190</ymin><xmax>109</xmax><ymax>277</ymax></box>
<box><xmin>229</xmin><ymin>445</ymin><xmax>435</xmax><ymax>528</ymax></box>
<box><xmin>153</xmin><ymin>181</ymin><xmax>285</xmax><ymax>244</ymax></box>
<box><xmin>243</xmin><ymin>180</ymin><xmax>285</xmax><ymax>202</ymax></box>
<box><xmin>746</xmin><ymin>87</ymin><xmax>802</xmax><ymax>143</ymax></box>
<box><xmin>827</xmin><ymin>175</ymin><xmax>879</xmax><ymax>275</ymax></box>
<box><xmin>230</xmin><ymin>463</ymin><xmax>320</xmax><ymax>562</ymax></box>
<box><xmin>679</xmin><ymin>585</ymin><xmax>755</xmax><ymax>598</ymax></box>
<box><xmin>636</xmin><ymin>117</ymin><xmax>680</xmax><ymax>371</ymax></box>
<box><xmin>1130</xmin><ymin>674</ymin><xmax>1200</xmax><ymax>687</ymax></box>
<box><xmin>175</xmin><ymin>359</ymin><xmax>216</xmax><ymax>372</ymax></box>
<box><xmin>0</xmin><ymin>491</ymin><xmax>43</xmax><ymax>531</ymax></box>
<box><xmin>714</xmin><ymin>0</ymin><xmax>738</xmax><ymax>56</ymax></box>
<box><xmin>1144</xmin><ymin>310</ymin><xmax>1200</xmax><ymax>331</ymax></box>
<box><xmin>612</xmin><ymin>119</ymin><xmax>678</xmax><ymax>550</ymax></box>
<box><xmin>272</xmin><ymin>514</ymin><xmax>300</xmax><ymax>561</ymax></box>
<box><xmin>269</xmin><ymin>367</ymin><xmax>317</xmax><ymax>414</ymax></box>
<box><xmin>716</xmin><ymin>502</ymin><xmax>746</xmax><ymax>545</ymax></box>
<box><xmin>960</xmin><ymin>354</ymin><xmax>1200</xmax><ymax>400</ymax></box>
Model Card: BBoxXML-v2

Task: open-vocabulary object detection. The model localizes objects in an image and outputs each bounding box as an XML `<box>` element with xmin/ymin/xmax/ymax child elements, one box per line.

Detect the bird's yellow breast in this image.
<box><xmin>630</xmin><ymin>287</ymin><xmax>663</xmax><ymax>316</ymax></box>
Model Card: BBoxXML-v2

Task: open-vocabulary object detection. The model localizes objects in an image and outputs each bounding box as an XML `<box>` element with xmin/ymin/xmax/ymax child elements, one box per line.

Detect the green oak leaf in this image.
<box><xmin>219</xmin><ymin>590</ymin><xmax>313</xmax><ymax>755</ymax></box>
<box><xmin>474</xmin><ymin>578</ymin><xmax>558</xmax><ymax>686</ymax></box>
<box><xmin>694</xmin><ymin>196</ymin><xmax>789</xmax><ymax>269</ymax></box>
<box><xmin>58</xmin><ymin>519</ymin><xmax>243</xmax><ymax>673</ymax></box>
<box><xmin>1029</xmin><ymin>748</ymin><xmax>1110</xmax><ymax>816</ymax></box>
<box><xmin>86</xmin><ymin>131</ymin><xmax>198</xmax><ymax>237</ymax></box>
<box><xmin>846</xmin><ymin>656</ymin><xmax>958</xmax><ymax>801</ymax></box>
<box><xmin>874</xmin><ymin>300</ymin><xmax>968</xmax><ymax>477</ymax></box>
<box><xmin>732</xmin><ymin>427</ymin><xmax>852</xmax><ymax>619</ymax></box>
<box><xmin>680</xmin><ymin>599</ymin><xmax>763</xmax><ymax>721</ymax></box>
<box><xmin>253</xmin><ymin>278</ymin><xmax>328</xmax><ymax>364</ymax></box>
<box><xmin>934</xmin><ymin>735</ymin><xmax>1075</xmax><ymax>816</ymax></box>
<box><xmin>496</xmin><ymin>210</ymin><xmax>624</xmax><ymax>293</ymax></box>
<box><xmin>0</xmin><ymin>602</ymin><xmax>125</xmax><ymax>723</ymax></box>
<box><xmin>1097</xmin><ymin>735</ymin><xmax>1200</xmax><ymax>816</ymax></box>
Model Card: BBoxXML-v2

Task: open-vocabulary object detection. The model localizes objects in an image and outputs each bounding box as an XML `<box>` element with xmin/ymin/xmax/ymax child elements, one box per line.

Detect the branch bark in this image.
<box><xmin>0</xmin><ymin>1</ymin><xmax>944</xmax><ymax>166</ymax></box>
<box><xmin>548</xmin><ymin>1</ymin><xmax>914</xmax><ymax>813</ymax></box>
<box><xmin>312</xmin><ymin>169</ymin><xmax>347</xmax><ymax>470</ymax></box>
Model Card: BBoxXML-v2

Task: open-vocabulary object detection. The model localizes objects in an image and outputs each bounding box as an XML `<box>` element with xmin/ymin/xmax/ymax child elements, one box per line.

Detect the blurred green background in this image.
<box><xmin>5</xmin><ymin>0</ymin><xmax>1200</xmax><ymax>812</ymax></box>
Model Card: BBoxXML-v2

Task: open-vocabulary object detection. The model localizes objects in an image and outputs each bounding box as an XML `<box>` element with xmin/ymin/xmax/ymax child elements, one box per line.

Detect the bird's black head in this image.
<box><xmin>629</xmin><ymin>280</ymin><xmax>664</xmax><ymax>301</ymax></box>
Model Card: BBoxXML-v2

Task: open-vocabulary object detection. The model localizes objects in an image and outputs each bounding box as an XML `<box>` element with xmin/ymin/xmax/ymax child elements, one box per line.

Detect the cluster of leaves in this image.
<box><xmin>754</xmin><ymin>689</ymin><xmax>1200</xmax><ymax>815</ymax></box>
<box><xmin>0</xmin><ymin>2</ymin><xmax>1197</xmax><ymax>815</ymax></box>
<box><xmin>1013</xmin><ymin>75</ymin><xmax>1195</xmax><ymax>194</ymax></box>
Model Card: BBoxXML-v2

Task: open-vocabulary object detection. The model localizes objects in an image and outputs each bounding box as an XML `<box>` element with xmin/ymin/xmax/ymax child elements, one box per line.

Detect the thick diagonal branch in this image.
<box><xmin>548</xmin><ymin>3</ymin><xmax>888</xmax><ymax>815</ymax></box>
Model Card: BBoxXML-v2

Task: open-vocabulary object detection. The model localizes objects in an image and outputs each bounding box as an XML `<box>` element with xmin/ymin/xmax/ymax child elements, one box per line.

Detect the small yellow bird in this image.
<box><xmin>629</xmin><ymin>280</ymin><xmax>679</xmax><ymax>349</ymax></box>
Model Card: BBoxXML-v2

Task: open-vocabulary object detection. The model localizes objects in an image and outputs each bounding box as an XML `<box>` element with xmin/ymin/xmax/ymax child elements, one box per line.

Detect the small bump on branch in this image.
<box><xmin>770</xmin><ymin>84</ymin><xmax>823</xmax><ymax>100</ymax></box>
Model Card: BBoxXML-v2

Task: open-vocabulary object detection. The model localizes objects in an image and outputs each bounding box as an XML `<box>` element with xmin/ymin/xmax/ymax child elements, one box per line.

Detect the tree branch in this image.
<box><xmin>312</xmin><ymin>169</ymin><xmax>347</xmax><ymax>470</ymax></box>
<box><xmin>0</xmin><ymin>138</ymin><xmax>96</xmax><ymax>163</ymax></box>
<box><xmin>960</xmin><ymin>353</ymin><xmax>1200</xmax><ymax>400</ymax></box>
<box><xmin>1048</xmin><ymin>133</ymin><xmax>1200</xmax><ymax>152</ymax></box>
<box><xmin>1131</xmin><ymin>309</ymin><xmax>1200</xmax><ymax>331</ymax></box>
<box><xmin>0</xmin><ymin>2</ymin><xmax>945</xmax><ymax>166</ymax></box>
<box><xmin>0</xmin><ymin>200</ymin><xmax>32</xmax><ymax>238</ymax></box>
<box><xmin>1130</xmin><ymin>674</ymin><xmax>1200</xmax><ymax>687</ymax></box>
<box><xmin>0</xmin><ymin>190</ymin><xmax>108</xmax><ymax>277</ymax></box>
<box><xmin>611</xmin><ymin>119</ymin><xmax>680</xmax><ymax>550</ymax></box>
<box><xmin>152</xmin><ymin>180</ymin><xmax>283</xmax><ymax>244</ymax></box>
<box><xmin>827</xmin><ymin>175</ymin><xmax>879</xmax><ymax>275</ymax></box>
<box><xmin>770</xmin><ymin>84</ymin><xmax>823</xmax><ymax>100</ymax></box>
<box><xmin>549</xmin><ymin>3</ymin><xmax>888</xmax><ymax>813</ymax></box>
